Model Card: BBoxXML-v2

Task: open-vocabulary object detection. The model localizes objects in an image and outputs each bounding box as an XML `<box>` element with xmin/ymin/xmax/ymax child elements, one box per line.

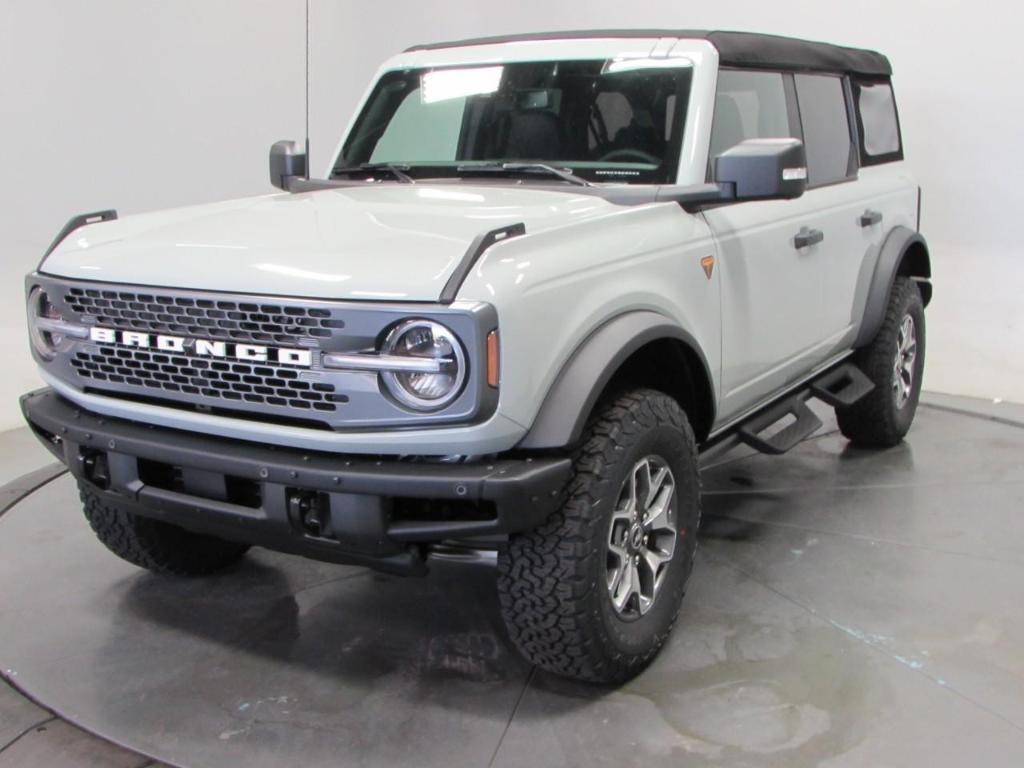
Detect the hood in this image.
<box><xmin>41</xmin><ymin>183</ymin><xmax>617</xmax><ymax>301</ymax></box>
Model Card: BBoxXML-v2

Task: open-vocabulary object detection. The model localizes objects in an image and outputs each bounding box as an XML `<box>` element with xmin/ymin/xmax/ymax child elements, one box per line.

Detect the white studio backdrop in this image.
<box><xmin>0</xmin><ymin>0</ymin><xmax>1020</xmax><ymax>431</ymax></box>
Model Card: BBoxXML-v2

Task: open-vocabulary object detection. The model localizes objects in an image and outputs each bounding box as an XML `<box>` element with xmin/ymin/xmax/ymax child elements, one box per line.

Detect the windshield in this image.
<box><xmin>336</xmin><ymin>59</ymin><xmax>693</xmax><ymax>185</ymax></box>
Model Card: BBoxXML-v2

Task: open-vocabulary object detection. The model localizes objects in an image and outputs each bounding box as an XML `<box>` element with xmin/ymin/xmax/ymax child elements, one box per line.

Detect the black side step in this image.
<box><xmin>736</xmin><ymin>398</ymin><xmax>823</xmax><ymax>455</ymax></box>
<box><xmin>809</xmin><ymin>362</ymin><xmax>875</xmax><ymax>407</ymax></box>
<box><xmin>734</xmin><ymin>361</ymin><xmax>875</xmax><ymax>456</ymax></box>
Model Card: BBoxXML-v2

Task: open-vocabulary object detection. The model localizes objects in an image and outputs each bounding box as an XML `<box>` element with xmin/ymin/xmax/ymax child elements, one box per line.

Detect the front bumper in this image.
<box><xmin>21</xmin><ymin>388</ymin><xmax>571</xmax><ymax>575</ymax></box>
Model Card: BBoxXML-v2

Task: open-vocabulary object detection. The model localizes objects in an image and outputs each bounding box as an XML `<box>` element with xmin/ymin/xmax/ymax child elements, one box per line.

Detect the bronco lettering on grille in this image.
<box><xmin>88</xmin><ymin>327</ymin><xmax>313</xmax><ymax>367</ymax></box>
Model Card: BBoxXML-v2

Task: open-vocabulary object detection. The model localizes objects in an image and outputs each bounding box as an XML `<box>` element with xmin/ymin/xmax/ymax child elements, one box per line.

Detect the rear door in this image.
<box><xmin>702</xmin><ymin>70</ymin><xmax>830</xmax><ymax>423</ymax></box>
<box><xmin>826</xmin><ymin>77</ymin><xmax>918</xmax><ymax>344</ymax></box>
<box><xmin>791</xmin><ymin>73</ymin><xmax>886</xmax><ymax>352</ymax></box>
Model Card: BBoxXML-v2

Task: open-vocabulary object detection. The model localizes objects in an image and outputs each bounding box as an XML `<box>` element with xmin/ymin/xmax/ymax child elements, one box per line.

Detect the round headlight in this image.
<box><xmin>381</xmin><ymin>320</ymin><xmax>466</xmax><ymax>411</ymax></box>
<box><xmin>27</xmin><ymin>287</ymin><xmax>64</xmax><ymax>360</ymax></box>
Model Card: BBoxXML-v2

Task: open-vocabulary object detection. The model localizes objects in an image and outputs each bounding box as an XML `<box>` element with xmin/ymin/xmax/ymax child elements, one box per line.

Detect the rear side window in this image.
<box><xmin>709</xmin><ymin>70</ymin><xmax>796</xmax><ymax>161</ymax></box>
<box><xmin>853</xmin><ymin>79</ymin><xmax>903</xmax><ymax>164</ymax></box>
<box><xmin>794</xmin><ymin>74</ymin><xmax>856</xmax><ymax>187</ymax></box>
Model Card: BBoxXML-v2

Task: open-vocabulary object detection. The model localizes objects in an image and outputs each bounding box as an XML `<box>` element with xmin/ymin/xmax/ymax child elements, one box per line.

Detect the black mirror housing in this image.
<box><xmin>269</xmin><ymin>140</ymin><xmax>307</xmax><ymax>191</ymax></box>
<box><xmin>713</xmin><ymin>138</ymin><xmax>808</xmax><ymax>201</ymax></box>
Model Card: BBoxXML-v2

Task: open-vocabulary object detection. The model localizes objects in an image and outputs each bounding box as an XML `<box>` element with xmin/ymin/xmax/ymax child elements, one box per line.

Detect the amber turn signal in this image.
<box><xmin>486</xmin><ymin>330</ymin><xmax>499</xmax><ymax>388</ymax></box>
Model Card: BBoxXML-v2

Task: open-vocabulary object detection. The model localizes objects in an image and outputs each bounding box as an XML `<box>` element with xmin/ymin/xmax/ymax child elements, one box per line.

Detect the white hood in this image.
<box><xmin>41</xmin><ymin>183</ymin><xmax>616</xmax><ymax>301</ymax></box>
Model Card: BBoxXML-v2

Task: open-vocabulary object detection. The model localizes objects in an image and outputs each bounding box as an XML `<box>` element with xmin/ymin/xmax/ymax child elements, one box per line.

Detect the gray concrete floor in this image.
<box><xmin>0</xmin><ymin>684</ymin><xmax>157</xmax><ymax>768</ymax></box>
<box><xmin>0</xmin><ymin>425</ymin><xmax>59</xmax><ymax>488</ymax></box>
<box><xmin>0</xmin><ymin>394</ymin><xmax>1022</xmax><ymax>767</ymax></box>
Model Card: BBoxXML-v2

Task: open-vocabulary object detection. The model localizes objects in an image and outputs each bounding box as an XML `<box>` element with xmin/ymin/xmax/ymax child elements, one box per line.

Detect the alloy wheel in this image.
<box><xmin>893</xmin><ymin>314</ymin><xmax>917</xmax><ymax>409</ymax></box>
<box><xmin>606</xmin><ymin>456</ymin><xmax>678</xmax><ymax>619</ymax></box>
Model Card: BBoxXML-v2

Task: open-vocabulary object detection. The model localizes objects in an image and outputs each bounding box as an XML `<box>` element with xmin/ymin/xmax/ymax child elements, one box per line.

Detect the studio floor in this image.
<box><xmin>0</xmin><ymin>393</ymin><xmax>1022</xmax><ymax>768</ymax></box>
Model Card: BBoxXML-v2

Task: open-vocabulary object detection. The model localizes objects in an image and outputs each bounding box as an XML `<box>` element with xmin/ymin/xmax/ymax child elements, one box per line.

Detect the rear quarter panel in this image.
<box><xmin>836</xmin><ymin>163</ymin><xmax>920</xmax><ymax>350</ymax></box>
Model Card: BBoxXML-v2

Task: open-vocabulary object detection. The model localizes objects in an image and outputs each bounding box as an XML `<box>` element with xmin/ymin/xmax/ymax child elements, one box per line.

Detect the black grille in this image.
<box><xmin>63</xmin><ymin>287</ymin><xmax>346</xmax><ymax>345</ymax></box>
<box><xmin>70</xmin><ymin>346</ymin><xmax>345</xmax><ymax>413</ymax></box>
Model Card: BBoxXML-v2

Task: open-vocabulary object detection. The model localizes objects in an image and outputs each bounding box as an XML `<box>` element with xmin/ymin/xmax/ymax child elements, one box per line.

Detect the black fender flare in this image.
<box><xmin>39</xmin><ymin>210</ymin><xmax>118</xmax><ymax>269</ymax></box>
<box><xmin>517</xmin><ymin>311</ymin><xmax>714</xmax><ymax>450</ymax></box>
<box><xmin>854</xmin><ymin>226</ymin><xmax>931</xmax><ymax>348</ymax></box>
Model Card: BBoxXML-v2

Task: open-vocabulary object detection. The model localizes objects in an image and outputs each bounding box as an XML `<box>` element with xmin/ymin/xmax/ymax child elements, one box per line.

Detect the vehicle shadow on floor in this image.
<box><xmin>111</xmin><ymin>551</ymin><xmax>653</xmax><ymax>711</ymax></box>
<box><xmin>114</xmin><ymin>554</ymin><xmax>541</xmax><ymax>692</ymax></box>
<box><xmin>700</xmin><ymin>439</ymin><xmax>917</xmax><ymax>539</ymax></box>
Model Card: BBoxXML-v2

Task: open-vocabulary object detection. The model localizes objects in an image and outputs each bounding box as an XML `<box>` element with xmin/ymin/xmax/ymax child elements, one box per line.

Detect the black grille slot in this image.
<box><xmin>70</xmin><ymin>346</ymin><xmax>339</xmax><ymax>412</ymax></box>
<box><xmin>63</xmin><ymin>287</ymin><xmax>341</xmax><ymax>345</ymax></box>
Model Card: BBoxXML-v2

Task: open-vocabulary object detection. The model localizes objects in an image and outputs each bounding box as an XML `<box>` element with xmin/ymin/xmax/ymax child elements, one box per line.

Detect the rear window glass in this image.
<box><xmin>855</xmin><ymin>80</ymin><xmax>902</xmax><ymax>161</ymax></box>
<box><xmin>794</xmin><ymin>74</ymin><xmax>855</xmax><ymax>186</ymax></box>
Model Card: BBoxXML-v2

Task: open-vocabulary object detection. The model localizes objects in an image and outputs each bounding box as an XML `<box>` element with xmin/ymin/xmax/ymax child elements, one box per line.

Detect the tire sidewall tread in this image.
<box><xmin>79</xmin><ymin>483</ymin><xmax>249</xmax><ymax>576</ymax></box>
<box><xmin>838</xmin><ymin>277</ymin><xmax>926</xmax><ymax>447</ymax></box>
<box><xmin>498</xmin><ymin>388</ymin><xmax>701</xmax><ymax>683</ymax></box>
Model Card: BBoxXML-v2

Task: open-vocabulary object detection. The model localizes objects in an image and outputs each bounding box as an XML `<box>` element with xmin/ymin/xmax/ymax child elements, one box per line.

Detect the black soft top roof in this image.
<box><xmin>404</xmin><ymin>30</ymin><xmax>892</xmax><ymax>77</ymax></box>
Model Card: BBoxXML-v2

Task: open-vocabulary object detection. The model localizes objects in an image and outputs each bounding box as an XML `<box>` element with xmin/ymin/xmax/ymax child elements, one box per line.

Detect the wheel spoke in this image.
<box><xmin>636</xmin><ymin>587</ymin><xmax>653</xmax><ymax>615</ymax></box>
<box><xmin>607</xmin><ymin>559</ymin><xmax>625</xmax><ymax>594</ymax></box>
<box><xmin>611</xmin><ymin>560</ymin><xmax>635</xmax><ymax>613</ymax></box>
<box><xmin>643</xmin><ymin>484</ymin><xmax>675</xmax><ymax>532</ymax></box>
<box><xmin>637</xmin><ymin>460</ymin><xmax>652</xmax><ymax>504</ymax></box>
<box><xmin>623</xmin><ymin>469</ymin><xmax>639</xmax><ymax>515</ymax></box>
<box><xmin>607</xmin><ymin>541</ymin><xmax>629</xmax><ymax>564</ymax></box>
<box><xmin>646</xmin><ymin>465</ymin><xmax>669</xmax><ymax>508</ymax></box>
<box><xmin>629</xmin><ymin>562</ymin><xmax>646</xmax><ymax>613</ymax></box>
<box><xmin>901</xmin><ymin>317</ymin><xmax>914</xmax><ymax>348</ymax></box>
<box><xmin>610</xmin><ymin>504</ymin><xmax>634</xmax><ymax>528</ymax></box>
<box><xmin>642</xmin><ymin>546</ymin><xmax>671</xmax><ymax>581</ymax></box>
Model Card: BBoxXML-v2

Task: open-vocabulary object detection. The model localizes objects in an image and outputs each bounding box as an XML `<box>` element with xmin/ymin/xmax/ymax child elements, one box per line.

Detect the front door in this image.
<box><xmin>704</xmin><ymin>69</ymin><xmax>832</xmax><ymax>423</ymax></box>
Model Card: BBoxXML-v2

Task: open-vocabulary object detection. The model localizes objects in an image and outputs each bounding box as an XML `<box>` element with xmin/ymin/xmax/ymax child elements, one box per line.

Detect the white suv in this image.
<box><xmin>22</xmin><ymin>30</ymin><xmax>931</xmax><ymax>682</ymax></box>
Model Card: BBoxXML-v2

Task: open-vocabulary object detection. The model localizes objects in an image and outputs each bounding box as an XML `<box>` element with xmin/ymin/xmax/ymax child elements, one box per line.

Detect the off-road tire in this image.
<box><xmin>80</xmin><ymin>483</ymin><xmax>249</xmax><ymax>576</ymax></box>
<box><xmin>497</xmin><ymin>388</ymin><xmax>701</xmax><ymax>683</ymax></box>
<box><xmin>837</xmin><ymin>276</ymin><xmax>926</xmax><ymax>447</ymax></box>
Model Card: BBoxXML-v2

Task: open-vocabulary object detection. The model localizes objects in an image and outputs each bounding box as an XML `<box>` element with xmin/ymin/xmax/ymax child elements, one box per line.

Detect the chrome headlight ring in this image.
<box><xmin>27</xmin><ymin>286</ymin><xmax>64</xmax><ymax>360</ymax></box>
<box><xmin>379</xmin><ymin>319</ymin><xmax>467</xmax><ymax>411</ymax></box>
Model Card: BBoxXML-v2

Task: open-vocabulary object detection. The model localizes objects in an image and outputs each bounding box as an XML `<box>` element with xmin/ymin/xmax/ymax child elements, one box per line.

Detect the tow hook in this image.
<box><xmin>79</xmin><ymin>450</ymin><xmax>110</xmax><ymax>490</ymax></box>
<box><xmin>288</xmin><ymin>490</ymin><xmax>329</xmax><ymax>538</ymax></box>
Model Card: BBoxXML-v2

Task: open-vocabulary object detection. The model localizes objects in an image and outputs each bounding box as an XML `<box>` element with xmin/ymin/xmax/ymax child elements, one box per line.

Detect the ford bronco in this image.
<box><xmin>22</xmin><ymin>30</ymin><xmax>931</xmax><ymax>682</ymax></box>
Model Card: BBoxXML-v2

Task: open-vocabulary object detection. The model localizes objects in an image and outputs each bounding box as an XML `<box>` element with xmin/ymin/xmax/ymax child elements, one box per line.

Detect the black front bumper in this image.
<box><xmin>21</xmin><ymin>389</ymin><xmax>571</xmax><ymax>575</ymax></box>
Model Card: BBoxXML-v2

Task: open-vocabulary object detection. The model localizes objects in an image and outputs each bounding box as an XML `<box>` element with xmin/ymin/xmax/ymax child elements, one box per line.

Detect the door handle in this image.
<box><xmin>859</xmin><ymin>209</ymin><xmax>883</xmax><ymax>227</ymax></box>
<box><xmin>793</xmin><ymin>227</ymin><xmax>824</xmax><ymax>249</ymax></box>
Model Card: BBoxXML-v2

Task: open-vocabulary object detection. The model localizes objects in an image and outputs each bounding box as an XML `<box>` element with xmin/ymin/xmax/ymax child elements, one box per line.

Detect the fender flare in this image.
<box><xmin>517</xmin><ymin>311</ymin><xmax>715</xmax><ymax>450</ymax></box>
<box><xmin>854</xmin><ymin>226</ymin><xmax>931</xmax><ymax>348</ymax></box>
<box><xmin>39</xmin><ymin>210</ymin><xmax>118</xmax><ymax>269</ymax></box>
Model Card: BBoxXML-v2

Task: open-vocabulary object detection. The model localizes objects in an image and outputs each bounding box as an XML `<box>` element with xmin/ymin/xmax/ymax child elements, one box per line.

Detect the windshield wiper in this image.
<box><xmin>331</xmin><ymin>163</ymin><xmax>414</xmax><ymax>183</ymax></box>
<box><xmin>455</xmin><ymin>162</ymin><xmax>591</xmax><ymax>187</ymax></box>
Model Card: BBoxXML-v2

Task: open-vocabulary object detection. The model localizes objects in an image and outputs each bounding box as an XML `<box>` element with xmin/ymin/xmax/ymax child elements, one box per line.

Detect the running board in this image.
<box><xmin>735</xmin><ymin>363</ymin><xmax>874</xmax><ymax>455</ymax></box>
<box><xmin>736</xmin><ymin>399</ymin><xmax>823</xmax><ymax>455</ymax></box>
<box><xmin>808</xmin><ymin>362</ymin><xmax>875</xmax><ymax>407</ymax></box>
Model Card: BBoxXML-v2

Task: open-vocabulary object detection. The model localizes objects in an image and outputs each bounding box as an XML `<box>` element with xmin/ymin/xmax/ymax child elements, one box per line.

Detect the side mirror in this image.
<box><xmin>269</xmin><ymin>140</ymin><xmax>307</xmax><ymax>191</ymax></box>
<box><xmin>713</xmin><ymin>138</ymin><xmax>807</xmax><ymax>202</ymax></box>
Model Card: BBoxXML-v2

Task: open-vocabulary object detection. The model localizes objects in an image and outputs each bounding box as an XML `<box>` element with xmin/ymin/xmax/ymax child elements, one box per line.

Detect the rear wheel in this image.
<box><xmin>80</xmin><ymin>483</ymin><xmax>249</xmax><ymax>576</ymax></box>
<box><xmin>838</xmin><ymin>276</ymin><xmax>926</xmax><ymax>447</ymax></box>
<box><xmin>497</xmin><ymin>388</ymin><xmax>701</xmax><ymax>683</ymax></box>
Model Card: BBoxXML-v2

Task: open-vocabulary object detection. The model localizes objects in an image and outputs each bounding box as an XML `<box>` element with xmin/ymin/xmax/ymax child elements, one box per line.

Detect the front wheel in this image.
<box><xmin>497</xmin><ymin>388</ymin><xmax>701</xmax><ymax>683</ymax></box>
<box><xmin>837</xmin><ymin>276</ymin><xmax>926</xmax><ymax>447</ymax></box>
